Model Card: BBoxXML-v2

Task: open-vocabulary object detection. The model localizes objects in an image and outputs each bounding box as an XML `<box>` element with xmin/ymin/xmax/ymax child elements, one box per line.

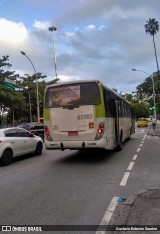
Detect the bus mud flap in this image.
<box><xmin>60</xmin><ymin>142</ymin><xmax>64</xmax><ymax>151</ymax></box>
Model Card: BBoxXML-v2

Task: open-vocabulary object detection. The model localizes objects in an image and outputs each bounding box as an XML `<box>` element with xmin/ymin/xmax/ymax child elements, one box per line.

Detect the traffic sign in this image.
<box><xmin>4</xmin><ymin>78</ymin><xmax>16</xmax><ymax>91</ymax></box>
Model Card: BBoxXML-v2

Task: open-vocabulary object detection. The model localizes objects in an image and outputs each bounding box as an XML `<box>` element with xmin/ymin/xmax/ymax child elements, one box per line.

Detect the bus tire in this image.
<box><xmin>127</xmin><ymin>127</ymin><xmax>132</xmax><ymax>141</ymax></box>
<box><xmin>117</xmin><ymin>131</ymin><xmax>123</xmax><ymax>151</ymax></box>
<box><xmin>1</xmin><ymin>149</ymin><xmax>13</xmax><ymax>166</ymax></box>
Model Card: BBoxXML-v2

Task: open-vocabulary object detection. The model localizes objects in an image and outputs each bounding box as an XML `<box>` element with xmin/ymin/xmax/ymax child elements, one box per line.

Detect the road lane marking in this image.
<box><xmin>120</xmin><ymin>172</ymin><xmax>130</xmax><ymax>186</ymax></box>
<box><xmin>96</xmin><ymin>196</ymin><xmax>118</xmax><ymax>234</ymax></box>
<box><xmin>98</xmin><ymin>136</ymin><xmax>145</xmax><ymax>233</ymax></box>
<box><xmin>143</xmin><ymin>134</ymin><xmax>147</xmax><ymax>139</ymax></box>
<box><xmin>127</xmin><ymin>162</ymin><xmax>135</xmax><ymax>171</ymax></box>
<box><xmin>97</xmin><ymin>134</ymin><xmax>146</xmax><ymax>233</ymax></box>
<box><xmin>137</xmin><ymin>148</ymin><xmax>141</xmax><ymax>152</ymax></box>
<box><xmin>133</xmin><ymin>155</ymin><xmax>138</xmax><ymax>160</ymax></box>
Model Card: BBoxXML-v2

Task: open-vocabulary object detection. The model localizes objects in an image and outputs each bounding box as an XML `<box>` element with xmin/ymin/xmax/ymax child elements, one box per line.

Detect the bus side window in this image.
<box><xmin>123</xmin><ymin>102</ymin><xmax>130</xmax><ymax>116</ymax></box>
<box><xmin>110</xmin><ymin>93</ymin><xmax>116</xmax><ymax>117</ymax></box>
<box><xmin>104</xmin><ymin>90</ymin><xmax>113</xmax><ymax>117</ymax></box>
<box><xmin>118</xmin><ymin>100</ymin><xmax>123</xmax><ymax>117</ymax></box>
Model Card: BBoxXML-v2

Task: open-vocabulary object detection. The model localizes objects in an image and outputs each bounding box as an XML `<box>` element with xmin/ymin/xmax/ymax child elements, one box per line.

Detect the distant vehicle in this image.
<box><xmin>19</xmin><ymin>122</ymin><xmax>44</xmax><ymax>140</ymax></box>
<box><xmin>0</xmin><ymin>127</ymin><xmax>43</xmax><ymax>165</ymax></box>
<box><xmin>44</xmin><ymin>80</ymin><xmax>135</xmax><ymax>151</ymax></box>
<box><xmin>137</xmin><ymin>118</ymin><xmax>148</xmax><ymax>127</ymax></box>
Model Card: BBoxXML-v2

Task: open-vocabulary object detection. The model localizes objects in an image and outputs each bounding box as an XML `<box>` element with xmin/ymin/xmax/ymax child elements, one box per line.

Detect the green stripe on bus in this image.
<box><xmin>95</xmin><ymin>84</ymin><xmax>105</xmax><ymax>118</ymax></box>
<box><xmin>44</xmin><ymin>108</ymin><xmax>50</xmax><ymax>121</ymax></box>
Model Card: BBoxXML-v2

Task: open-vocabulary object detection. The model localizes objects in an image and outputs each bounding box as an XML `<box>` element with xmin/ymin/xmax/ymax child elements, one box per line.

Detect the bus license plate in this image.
<box><xmin>68</xmin><ymin>131</ymin><xmax>78</xmax><ymax>136</ymax></box>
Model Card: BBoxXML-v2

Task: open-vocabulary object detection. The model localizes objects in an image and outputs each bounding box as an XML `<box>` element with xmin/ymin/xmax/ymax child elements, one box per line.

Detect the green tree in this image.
<box><xmin>20</xmin><ymin>73</ymin><xmax>47</xmax><ymax>121</ymax></box>
<box><xmin>132</xmin><ymin>101</ymin><xmax>149</xmax><ymax>119</ymax></box>
<box><xmin>122</xmin><ymin>92</ymin><xmax>150</xmax><ymax>119</ymax></box>
<box><xmin>0</xmin><ymin>55</ymin><xmax>20</xmax><ymax>125</ymax></box>
<box><xmin>136</xmin><ymin>72</ymin><xmax>160</xmax><ymax>117</ymax></box>
<box><xmin>144</xmin><ymin>18</ymin><xmax>160</xmax><ymax>72</ymax></box>
<box><xmin>0</xmin><ymin>55</ymin><xmax>48</xmax><ymax>125</ymax></box>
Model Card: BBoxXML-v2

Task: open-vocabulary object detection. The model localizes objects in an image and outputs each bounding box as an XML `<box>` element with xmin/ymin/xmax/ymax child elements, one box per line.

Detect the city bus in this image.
<box><xmin>44</xmin><ymin>80</ymin><xmax>135</xmax><ymax>151</ymax></box>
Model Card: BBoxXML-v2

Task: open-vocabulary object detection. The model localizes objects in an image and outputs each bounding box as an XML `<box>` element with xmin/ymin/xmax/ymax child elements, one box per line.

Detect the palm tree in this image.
<box><xmin>144</xmin><ymin>18</ymin><xmax>159</xmax><ymax>73</ymax></box>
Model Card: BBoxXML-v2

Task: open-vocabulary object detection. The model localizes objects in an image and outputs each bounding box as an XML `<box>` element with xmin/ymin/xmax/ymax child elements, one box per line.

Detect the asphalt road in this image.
<box><xmin>0</xmin><ymin>124</ymin><xmax>160</xmax><ymax>233</ymax></box>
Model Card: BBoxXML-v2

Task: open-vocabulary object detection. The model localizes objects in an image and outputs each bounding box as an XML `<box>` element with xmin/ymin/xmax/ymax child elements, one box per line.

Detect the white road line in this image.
<box><xmin>139</xmin><ymin>144</ymin><xmax>143</xmax><ymax>147</ymax></box>
<box><xmin>137</xmin><ymin>148</ymin><xmax>141</xmax><ymax>152</ymax></box>
<box><xmin>96</xmin><ymin>196</ymin><xmax>119</xmax><ymax>234</ymax></box>
<box><xmin>127</xmin><ymin>162</ymin><xmax>135</xmax><ymax>171</ymax></box>
<box><xmin>133</xmin><ymin>154</ymin><xmax>138</xmax><ymax>160</ymax></box>
<box><xmin>120</xmin><ymin>172</ymin><xmax>130</xmax><ymax>186</ymax></box>
<box><xmin>141</xmin><ymin>141</ymin><xmax>144</xmax><ymax>144</ymax></box>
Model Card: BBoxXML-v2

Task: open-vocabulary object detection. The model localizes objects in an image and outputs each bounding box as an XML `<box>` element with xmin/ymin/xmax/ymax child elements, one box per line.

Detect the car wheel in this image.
<box><xmin>1</xmin><ymin>149</ymin><xmax>13</xmax><ymax>166</ymax></box>
<box><xmin>34</xmin><ymin>142</ymin><xmax>43</xmax><ymax>156</ymax></box>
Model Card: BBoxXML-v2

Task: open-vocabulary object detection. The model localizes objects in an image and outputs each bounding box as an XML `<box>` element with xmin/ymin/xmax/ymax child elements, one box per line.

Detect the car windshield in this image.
<box><xmin>138</xmin><ymin>118</ymin><xmax>146</xmax><ymax>121</ymax></box>
<box><xmin>34</xmin><ymin>126</ymin><xmax>44</xmax><ymax>130</ymax></box>
<box><xmin>19</xmin><ymin>124</ymin><xmax>30</xmax><ymax>130</ymax></box>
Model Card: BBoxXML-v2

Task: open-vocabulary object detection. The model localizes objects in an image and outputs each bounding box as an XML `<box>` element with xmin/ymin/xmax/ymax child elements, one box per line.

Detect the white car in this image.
<box><xmin>0</xmin><ymin>127</ymin><xmax>43</xmax><ymax>166</ymax></box>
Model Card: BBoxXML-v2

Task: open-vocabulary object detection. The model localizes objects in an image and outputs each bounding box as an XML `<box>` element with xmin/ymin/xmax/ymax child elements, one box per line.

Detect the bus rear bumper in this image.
<box><xmin>45</xmin><ymin>138</ymin><xmax>110</xmax><ymax>150</ymax></box>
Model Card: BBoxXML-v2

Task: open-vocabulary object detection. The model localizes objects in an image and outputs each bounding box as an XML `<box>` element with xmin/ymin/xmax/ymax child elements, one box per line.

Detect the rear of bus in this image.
<box><xmin>44</xmin><ymin>80</ymin><xmax>107</xmax><ymax>150</ymax></box>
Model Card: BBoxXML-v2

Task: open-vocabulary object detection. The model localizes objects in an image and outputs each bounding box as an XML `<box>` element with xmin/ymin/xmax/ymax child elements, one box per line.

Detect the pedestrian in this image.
<box><xmin>152</xmin><ymin>117</ymin><xmax>156</xmax><ymax>130</ymax></box>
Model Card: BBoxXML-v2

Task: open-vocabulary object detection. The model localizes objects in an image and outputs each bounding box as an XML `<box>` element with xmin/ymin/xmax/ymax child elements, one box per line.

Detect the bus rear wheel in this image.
<box><xmin>117</xmin><ymin>132</ymin><xmax>123</xmax><ymax>151</ymax></box>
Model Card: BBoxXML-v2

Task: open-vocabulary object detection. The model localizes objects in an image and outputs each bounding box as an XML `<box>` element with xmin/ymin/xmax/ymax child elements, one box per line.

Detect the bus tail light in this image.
<box><xmin>99</xmin><ymin>122</ymin><xmax>104</xmax><ymax>128</ymax></box>
<box><xmin>45</xmin><ymin>126</ymin><xmax>53</xmax><ymax>141</ymax></box>
<box><xmin>45</xmin><ymin>126</ymin><xmax>50</xmax><ymax>135</ymax></box>
<box><xmin>98</xmin><ymin>128</ymin><xmax>103</xmax><ymax>134</ymax></box>
<box><xmin>95</xmin><ymin>122</ymin><xmax>105</xmax><ymax>140</ymax></box>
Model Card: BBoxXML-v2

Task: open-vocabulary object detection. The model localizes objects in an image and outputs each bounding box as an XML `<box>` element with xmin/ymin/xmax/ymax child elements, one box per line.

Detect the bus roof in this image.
<box><xmin>45</xmin><ymin>80</ymin><xmax>100</xmax><ymax>89</ymax></box>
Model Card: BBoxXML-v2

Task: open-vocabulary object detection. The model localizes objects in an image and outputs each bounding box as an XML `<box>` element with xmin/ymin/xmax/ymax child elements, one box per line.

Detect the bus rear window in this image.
<box><xmin>45</xmin><ymin>82</ymin><xmax>100</xmax><ymax>108</ymax></box>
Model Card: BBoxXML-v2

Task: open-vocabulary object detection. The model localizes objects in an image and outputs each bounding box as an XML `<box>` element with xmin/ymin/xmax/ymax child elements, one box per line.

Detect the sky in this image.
<box><xmin>0</xmin><ymin>0</ymin><xmax>160</xmax><ymax>93</ymax></box>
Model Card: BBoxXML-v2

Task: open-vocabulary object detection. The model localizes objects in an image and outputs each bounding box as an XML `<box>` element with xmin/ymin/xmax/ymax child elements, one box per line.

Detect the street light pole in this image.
<box><xmin>48</xmin><ymin>26</ymin><xmax>59</xmax><ymax>83</ymax></box>
<box><xmin>21</xmin><ymin>51</ymin><xmax>40</xmax><ymax>123</ymax></box>
<box><xmin>131</xmin><ymin>68</ymin><xmax>156</xmax><ymax>119</ymax></box>
<box><xmin>28</xmin><ymin>86</ymin><xmax>32</xmax><ymax>123</ymax></box>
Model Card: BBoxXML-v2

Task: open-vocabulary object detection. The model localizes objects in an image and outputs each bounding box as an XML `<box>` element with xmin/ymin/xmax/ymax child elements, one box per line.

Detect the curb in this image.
<box><xmin>114</xmin><ymin>187</ymin><xmax>160</xmax><ymax>230</ymax></box>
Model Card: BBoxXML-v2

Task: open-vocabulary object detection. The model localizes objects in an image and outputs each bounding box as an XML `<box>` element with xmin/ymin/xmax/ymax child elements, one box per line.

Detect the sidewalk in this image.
<box><xmin>147</xmin><ymin>120</ymin><xmax>160</xmax><ymax>137</ymax></box>
<box><xmin>113</xmin><ymin>188</ymin><xmax>160</xmax><ymax>233</ymax></box>
<box><xmin>110</xmin><ymin>121</ymin><xmax>160</xmax><ymax>233</ymax></box>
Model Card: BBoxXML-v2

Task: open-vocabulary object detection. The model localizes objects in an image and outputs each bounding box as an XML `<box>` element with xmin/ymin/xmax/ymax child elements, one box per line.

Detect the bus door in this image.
<box><xmin>114</xmin><ymin>100</ymin><xmax>119</xmax><ymax>144</ymax></box>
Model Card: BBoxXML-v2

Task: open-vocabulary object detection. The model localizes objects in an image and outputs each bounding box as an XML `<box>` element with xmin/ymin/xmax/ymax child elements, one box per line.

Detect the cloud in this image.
<box><xmin>85</xmin><ymin>24</ymin><xmax>96</xmax><ymax>31</ymax></box>
<box><xmin>0</xmin><ymin>18</ymin><xmax>52</xmax><ymax>79</ymax></box>
<box><xmin>33</xmin><ymin>20</ymin><xmax>50</xmax><ymax>30</ymax></box>
<box><xmin>0</xmin><ymin>18</ymin><xmax>28</xmax><ymax>45</ymax></box>
<box><xmin>1</xmin><ymin>0</ymin><xmax>160</xmax><ymax>93</ymax></box>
